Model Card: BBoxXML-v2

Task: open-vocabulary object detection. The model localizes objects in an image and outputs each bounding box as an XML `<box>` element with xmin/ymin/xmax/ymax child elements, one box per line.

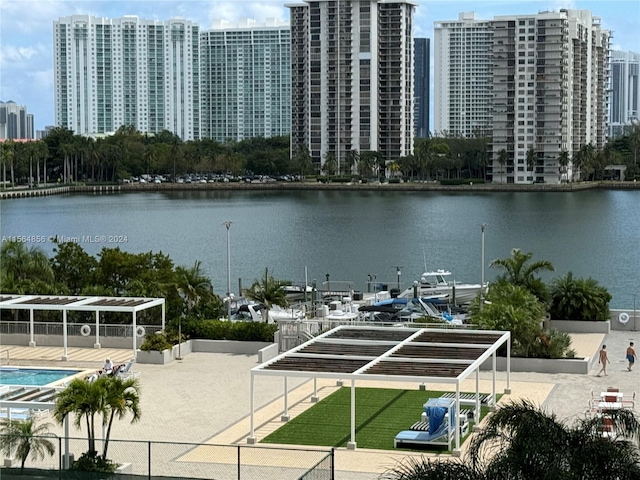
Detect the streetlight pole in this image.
<box><xmin>395</xmin><ymin>266</ymin><xmax>402</xmax><ymax>290</ymax></box>
<box><xmin>481</xmin><ymin>223</ymin><xmax>487</xmax><ymax>305</ymax></box>
<box><xmin>223</xmin><ymin>221</ymin><xmax>232</xmax><ymax>321</ymax></box>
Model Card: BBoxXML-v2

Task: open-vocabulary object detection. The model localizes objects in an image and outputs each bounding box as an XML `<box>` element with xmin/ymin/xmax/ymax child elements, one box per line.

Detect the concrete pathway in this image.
<box><xmin>2</xmin><ymin>329</ymin><xmax>638</xmax><ymax>480</ymax></box>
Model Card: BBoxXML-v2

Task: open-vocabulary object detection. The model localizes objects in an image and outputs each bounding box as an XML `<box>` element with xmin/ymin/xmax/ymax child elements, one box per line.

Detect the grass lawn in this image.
<box><xmin>261</xmin><ymin>387</ymin><xmax>495</xmax><ymax>451</ymax></box>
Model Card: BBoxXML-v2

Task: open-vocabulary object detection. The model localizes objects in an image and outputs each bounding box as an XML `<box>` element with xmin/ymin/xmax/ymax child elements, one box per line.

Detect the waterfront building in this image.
<box><xmin>53</xmin><ymin>15</ymin><xmax>200</xmax><ymax>140</ymax></box>
<box><xmin>434</xmin><ymin>12</ymin><xmax>494</xmax><ymax>137</ymax></box>
<box><xmin>0</xmin><ymin>101</ymin><xmax>34</xmax><ymax>140</ymax></box>
<box><xmin>435</xmin><ymin>9</ymin><xmax>609</xmax><ymax>184</ymax></box>
<box><xmin>287</xmin><ymin>0</ymin><xmax>416</xmax><ymax>171</ymax></box>
<box><xmin>608</xmin><ymin>50</ymin><xmax>640</xmax><ymax>139</ymax></box>
<box><xmin>36</xmin><ymin>126</ymin><xmax>56</xmax><ymax>140</ymax></box>
<box><xmin>492</xmin><ymin>9</ymin><xmax>609</xmax><ymax>184</ymax></box>
<box><xmin>413</xmin><ymin>38</ymin><xmax>430</xmax><ymax>138</ymax></box>
<box><xmin>200</xmin><ymin>19</ymin><xmax>291</xmax><ymax>142</ymax></box>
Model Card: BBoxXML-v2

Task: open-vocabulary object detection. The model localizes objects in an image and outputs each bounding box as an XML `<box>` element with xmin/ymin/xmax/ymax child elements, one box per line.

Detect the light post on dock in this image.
<box><xmin>223</xmin><ymin>221</ymin><xmax>232</xmax><ymax>321</ymax></box>
<box><xmin>395</xmin><ymin>266</ymin><xmax>402</xmax><ymax>291</ymax></box>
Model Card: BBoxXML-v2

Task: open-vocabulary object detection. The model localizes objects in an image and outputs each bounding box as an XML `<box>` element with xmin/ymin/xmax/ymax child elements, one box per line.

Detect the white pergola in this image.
<box><xmin>0</xmin><ymin>294</ymin><xmax>165</xmax><ymax>359</ymax></box>
<box><xmin>0</xmin><ymin>384</ymin><xmax>74</xmax><ymax>468</ymax></box>
<box><xmin>250</xmin><ymin>325</ymin><xmax>511</xmax><ymax>455</ymax></box>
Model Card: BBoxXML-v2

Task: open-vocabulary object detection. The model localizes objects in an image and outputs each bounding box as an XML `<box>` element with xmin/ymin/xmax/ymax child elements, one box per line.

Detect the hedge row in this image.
<box><xmin>170</xmin><ymin>318</ymin><xmax>278</xmax><ymax>342</ymax></box>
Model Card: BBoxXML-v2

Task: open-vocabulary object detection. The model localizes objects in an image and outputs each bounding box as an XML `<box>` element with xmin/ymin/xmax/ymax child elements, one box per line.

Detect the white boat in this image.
<box><xmin>398</xmin><ymin>269</ymin><xmax>484</xmax><ymax>305</ymax></box>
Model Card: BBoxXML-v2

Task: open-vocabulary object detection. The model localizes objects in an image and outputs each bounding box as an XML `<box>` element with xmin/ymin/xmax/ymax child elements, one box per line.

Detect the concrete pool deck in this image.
<box><xmin>2</xmin><ymin>329</ymin><xmax>638</xmax><ymax>479</ymax></box>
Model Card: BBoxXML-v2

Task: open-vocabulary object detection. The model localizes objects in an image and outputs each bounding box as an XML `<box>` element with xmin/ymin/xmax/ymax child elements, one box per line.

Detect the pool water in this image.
<box><xmin>0</xmin><ymin>368</ymin><xmax>81</xmax><ymax>386</ymax></box>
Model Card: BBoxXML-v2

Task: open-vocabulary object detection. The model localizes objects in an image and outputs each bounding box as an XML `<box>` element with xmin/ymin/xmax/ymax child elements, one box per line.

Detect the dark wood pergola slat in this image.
<box><xmin>392</xmin><ymin>345</ymin><xmax>484</xmax><ymax>360</ymax></box>
<box><xmin>298</xmin><ymin>343</ymin><xmax>392</xmax><ymax>357</ymax></box>
<box><xmin>18</xmin><ymin>297</ymin><xmax>78</xmax><ymax>306</ymax></box>
<box><xmin>87</xmin><ymin>299</ymin><xmax>148</xmax><ymax>307</ymax></box>
<box><xmin>326</xmin><ymin>328</ymin><xmax>414</xmax><ymax>342</ymax></box>
<box><xmin>263</xmin><ymin>357</ymin><xmax>369</xmax><ymax>373</ymax></box>
<box><xmin>365</xmin><ymin>361</ymin><xmax>469</xmax><ymax>378</ymax></box>
<box><xmin>412</xmin><ymin>331</ymin><xmax>503</xmax><ymax>344</ymax></box>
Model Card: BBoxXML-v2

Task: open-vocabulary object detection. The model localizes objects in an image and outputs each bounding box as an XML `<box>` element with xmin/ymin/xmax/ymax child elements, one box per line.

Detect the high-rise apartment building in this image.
<box><xmin>414</xmin><ymin>38</ymin><xmax>430</xmax><ymax>138</ymax></box>
<box><xmin>0</xmin><ymin>101</ymin><xmax>34</xmax><ymax>140</ymax></box>
<box><xmin>200</xmin><ymin>19</ymin><xmax>291</xmax><ymax>142</ymax></box>
<box><xmin>492</xmin><ymin>9</ymin><xmax>609</xmax><ymax>184</ymax></box>
<box><xmin>288</xmin><ymin>0</ymin><xmax>416</xmax><ymax>171</ymax></box>
<box><xmin>435</xmin><ymin>9</ymin><xmax>609</xmax><ymax>184</ymax></box>
<box><xmin>434</xmin><ymin>12</ymin><xmax>494</xmax><ymax>137</ymax></box>
<box><xmin>609</xmin><ymin>50</ymin><xmax>639</xmax><ymax>138</ymax></box>
<box><xmin>54</xmin><ymin>15</ymin><xmax>200</xmax><ymax>140</ymax></box>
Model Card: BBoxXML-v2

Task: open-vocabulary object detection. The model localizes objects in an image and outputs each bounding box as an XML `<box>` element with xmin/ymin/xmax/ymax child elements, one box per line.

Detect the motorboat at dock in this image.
<box><xmin>398</xmin><ymin>269</ymin><xmax>485</xmax><ymax>305</ymax></box>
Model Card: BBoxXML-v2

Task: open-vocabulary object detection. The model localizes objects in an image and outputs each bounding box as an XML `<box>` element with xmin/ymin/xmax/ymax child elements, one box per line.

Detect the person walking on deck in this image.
<box><xmin>627</xmin><ymin>342</ymin><xmax>636</xmax><ymax>371</ymax></box>
<box><xmin>597</xmin><ymin>345</ymin><xmax>609</xmax><ymax>376</ymax></box>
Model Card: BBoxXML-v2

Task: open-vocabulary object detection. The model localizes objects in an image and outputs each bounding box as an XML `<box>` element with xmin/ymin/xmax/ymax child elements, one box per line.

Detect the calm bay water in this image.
<box><xmin>1</xmin><ymin>189</ymin><xmax>638</xmax><ymax>308</ymax></box>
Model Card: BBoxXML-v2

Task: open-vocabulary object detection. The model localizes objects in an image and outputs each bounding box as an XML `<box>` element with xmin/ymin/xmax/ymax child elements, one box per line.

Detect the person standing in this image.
<box><xmin>626</xmin><ymin>342</ymin><xmax>636</xmax><ymax>371</ymax></box>
<box><xmin>597</xmin><ymin>344</ymin><xmax>609</xmax><ymax>376</ymax></box>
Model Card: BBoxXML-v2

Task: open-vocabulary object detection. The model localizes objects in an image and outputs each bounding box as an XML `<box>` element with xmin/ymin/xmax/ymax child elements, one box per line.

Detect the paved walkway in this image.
<box><xmin>2</xmin><ymin>329</ymin><xmax>638</xmax><ymax>480</ymax></box>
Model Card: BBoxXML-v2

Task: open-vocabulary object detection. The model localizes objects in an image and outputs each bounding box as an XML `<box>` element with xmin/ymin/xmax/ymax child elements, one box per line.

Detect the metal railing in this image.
<box><xmin>0</xmin><ymin>435</ymin><xmax>334</xmax><ymax>480</ymax></box>
<box><xmin>0</xmin><ymin>321</ymin><xmax>162</xmax><ymax>337</ymax></box>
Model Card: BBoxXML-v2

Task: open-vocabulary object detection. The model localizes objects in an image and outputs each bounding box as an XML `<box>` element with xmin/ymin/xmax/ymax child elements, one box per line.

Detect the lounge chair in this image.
<box><xmin>395</xmin><ymin>419</ymin><xmax>452</xmax><ymax>448</ymax></box>
<box><xmin>116</xmin><ymin>359</ymin><xmax>140</xmax><ymax>379</ymax></box>
<box><xmin>440</xmin><ymin>391</ymin><xmax>494</xmax><ymax>406</ymax></box>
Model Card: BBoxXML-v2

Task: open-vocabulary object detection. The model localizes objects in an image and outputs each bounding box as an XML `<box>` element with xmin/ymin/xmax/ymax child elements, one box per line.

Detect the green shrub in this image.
<box><xmin>168</xmin><ymin>318</ymin><xmax>277</xmax><ymax>342</ymax></box>
<box><xmin>71</xmin><ymin>451</ymin><xmax>118</xmax><ymax>474</ymax></box>
<box><xmin>139</xmin><ymin>331</ymin><xmax>174</xmax><ymax>352</ymax></box>
<box><xmin>549</xmin><ymin>272</ymin><xmax>612</xmax><ymax>321</ymax></box>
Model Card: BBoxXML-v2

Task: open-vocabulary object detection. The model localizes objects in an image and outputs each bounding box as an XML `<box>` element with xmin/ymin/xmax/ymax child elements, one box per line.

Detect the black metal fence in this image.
<box><xmin>0</xmin><ymin>435</ymin><xmax>334</xmax><ymax>480</ymax></box>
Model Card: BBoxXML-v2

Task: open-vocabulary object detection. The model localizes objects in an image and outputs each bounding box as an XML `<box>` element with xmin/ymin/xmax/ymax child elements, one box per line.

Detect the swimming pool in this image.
<box><xmin>0</xmin><ymin>368</ymin><xmax>81</xmax><ymax>386</ymax></box>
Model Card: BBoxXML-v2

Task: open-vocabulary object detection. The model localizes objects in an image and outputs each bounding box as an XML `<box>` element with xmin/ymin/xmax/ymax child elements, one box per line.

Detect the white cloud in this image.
<box><xmin>0</xmin><ymin>46</ymin><xmax>38</xmax><ymax>64</ymax></box>
<box><xmin>29</xmin><ymin>69</ymin><xmax>55</xmax><ymax>91</ymax></box>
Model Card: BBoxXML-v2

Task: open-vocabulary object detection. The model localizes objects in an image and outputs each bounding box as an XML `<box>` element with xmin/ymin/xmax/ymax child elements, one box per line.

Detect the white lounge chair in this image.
<box><xmin>116</xmin><ymin>359</ymin><xmax>140</xmax><ymax>380</ymax></box>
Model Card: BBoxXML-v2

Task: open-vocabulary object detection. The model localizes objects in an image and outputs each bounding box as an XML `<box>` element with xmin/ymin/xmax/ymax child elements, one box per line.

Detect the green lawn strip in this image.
<box><xmin>261</xmin><ymin>387</ymin><xmax>495</xmax><ymax>450</ymax></box>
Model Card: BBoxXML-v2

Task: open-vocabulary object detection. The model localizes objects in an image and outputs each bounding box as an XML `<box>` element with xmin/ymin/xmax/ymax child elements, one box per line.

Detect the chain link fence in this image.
<box><xmin>0</xmin><ymin>435</ymin><xmax>334</xmax><ymax>480</ymax></box>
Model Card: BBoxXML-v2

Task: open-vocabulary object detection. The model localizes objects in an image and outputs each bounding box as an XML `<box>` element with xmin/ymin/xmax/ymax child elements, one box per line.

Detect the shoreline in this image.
<box><xmin>1</xmin><ymin>180</ymin><xmax>639</xmax><ymax>199</ymax></box>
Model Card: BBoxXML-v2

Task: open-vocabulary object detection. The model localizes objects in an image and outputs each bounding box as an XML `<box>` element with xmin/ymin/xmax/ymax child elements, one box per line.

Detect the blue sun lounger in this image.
<box><xmin>395</xmin><ymin>397</ymin><xmax>457</xmax><ymax>449</ymax></box>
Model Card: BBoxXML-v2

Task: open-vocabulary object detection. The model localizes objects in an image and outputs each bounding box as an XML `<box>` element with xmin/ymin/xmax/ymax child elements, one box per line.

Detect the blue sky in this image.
<box><xmin>1</xmin><ymin>0</ymin><xmax>638</xmax><ymax>131</ymax></box>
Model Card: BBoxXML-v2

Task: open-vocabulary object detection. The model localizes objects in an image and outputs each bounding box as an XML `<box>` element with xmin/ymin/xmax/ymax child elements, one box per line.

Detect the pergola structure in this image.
<box><xmin>250</xmin><ymin>325</ymin><xmax>511</xmax><ymax>454</ymax></box>
<box><xmin>0</xmin><ymin>294</ymin><xmax>165</xmax><ymax>359</ymax></box>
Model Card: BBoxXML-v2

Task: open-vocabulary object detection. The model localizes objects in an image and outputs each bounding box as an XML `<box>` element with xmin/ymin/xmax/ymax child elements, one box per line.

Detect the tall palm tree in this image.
<box><xmin>1</xmin><ymin>139</ymin><xmax>15</xmax><ymax>187</ymax></box>
<box><xmin>322</xmin><ymin>152</ymin><xmax>337</xmax><ymax>176</ymax></box>
<box><xmin>243</xmin><ymin>268</ymin><xmax>291</xmax><ymax>323</ymax></box>
<box><xmin>525</xmin><ymin>146</ymin><xmax>536</xmax><ymax>180</ymax></box>
<box><xmin>496</xmin><ymin>149</ymin><xmax>508</xmax><ymax>183</ymax></box>
<box><xmin>345</xmin><ymin>149</ymin><xmax>360</xmax><ymax>175</ymax></box>
<box><xmin>0</xmin><ymin>415</ymin><xmax>56</xmax><ymax>472</ymax></box>
<box><xmin>558</xmin><ymin>149</ymin><xmax>570</xmax><ymax>182</ymax></box>
<box><xmin>175</xmin><ymin>261</ymin><xmax>214</xmax><ymax>315</ymax></box>
<box><xmin>490</xmin><ymin>248</ymin><xmax>554</xmax><ymax>300</ymax></box>
<box><xmin>53</xmin><ymin>378</ymin><xmax>108</xmax><ymax>455</ymax></box>
<box><xmin>102</xmin><ymin>376</ymin><xmax>141</xmax><ymax>457</ymax></box>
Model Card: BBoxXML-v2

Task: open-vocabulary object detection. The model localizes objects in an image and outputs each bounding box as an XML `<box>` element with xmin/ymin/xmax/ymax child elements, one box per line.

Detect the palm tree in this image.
<box><xmin>322</xmin><ymin>152</ymin><xmax>337</xmax><ymax>176</ymax></box>
<box><xmin>525</xmin><ymin>146</ymin><xmax>536</xmax><ymax>180</ymax></box>
<box><xmin>383</xmin><ymin>400</ymin><xmax>640</xmax><ymax>480</ymax></box>
<box><xmin>558</xmin><ymin>149</ymin><xmax>570</xmax><ymax>182</ymax></box>
<box><xmin>490</xmin><ymin>248</ymin><xmax>554</xmax><ymax>301</ymax></box>
<box><xmin>496</xmin><ymin>149</ymin><xmax>508</xmax><ymax>183</ymax></box>
<box><xmin>345</xmin><ymin>149</ymin><xmax>360</xmax><ymax>175</ymax></box>
<box><xmin>102</xmin><ymin>376</ymin><xmax>141</xmax><ymax>457</ymax></box>
<box><xmin>243</xmin><ymin>268</ymin><xmax>291</xmax><ymax>323</ymax></box>
<box><xmin>1</xmin><ymin>139</ymin><xmax>15</xmax><ymax>187</ymax></box>
<box><xmin>53</xmin><ymin>378</ymin><xmax>108</xmax><ymax>455</ymax></box>
<box><xmin>0</xmin><ymin>240</ymin><xmax>55</xmax><ymax>292</ymax></box>
<box><xmin>0</xmin><ymin>415</ymin><xmax>56</xmax><ymax>472</ymax></box>
<box><xmin>468</xmin><ymin>400</ymin><xmax>640</xmax><ymax>480</ymax></box>
<box><xmin>175</xmin><ymin>260</ymin><xmax>215</xmax><ymax>315</ymax></box>
<box><xmin>549</xmin><ymin>272</ymin><xmax>612</xmax><ymax>321</ymax></box>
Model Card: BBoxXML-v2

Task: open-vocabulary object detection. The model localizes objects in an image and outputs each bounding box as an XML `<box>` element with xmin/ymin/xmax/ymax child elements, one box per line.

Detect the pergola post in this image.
<box><xmin>475</xmin><ymin>368</ymin><xmax>480</xmax><ymax>426</ymax></box>
<box><xmin>311</xmin><ymin>377</ymin><xmax>319</xmax><ymax>403</ymax></box>
<box><xmin>347</xmin><ymin>379</ymin><xmax>356</xmax><ymax>450</ymax></box>
<box><xmin>453</xmin><ymin>383</ymin><xmax>461</xmax><ymax>456</ymax></box>
<box><xmin>492</xmin><ymin>351</ymin><xmax>497</xmax><ymax>410</ymax></box>
<box><xmin>132</xmin><ymin>311</ymin><xmax>137</xmax><ymax>358</ymax></box>
<box><xmin>505</xmin><ymin>337</ymin><xmax>511</xmax><ymax>394</ymax></box>
<box><xmin>247</xmin><ymin>372</ymin><xmax>256</xmax><ymax>444</ymax></box>
<box><xmin>281</xmin><ymin>377</ymin><xmax>290</xmax><ymax>421</ymax></box>
<box><xmin>94</xmin><ymin>311</ymin><xmax>101</xmax><ymax>349</ymax></box>
<box><xmin>62</xmin><ymin>309</ymin><xmax>68</xmax><ymax>361</ymax></box>
<box><xmin>28</xmin><ymin>309</ymin><xmax>36</xmax><ymax>347</ymax></box>
<box><xmin>161</xmin><ymin>302</ymin><xmax>165</xmax><ymax>330</ymax></box>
